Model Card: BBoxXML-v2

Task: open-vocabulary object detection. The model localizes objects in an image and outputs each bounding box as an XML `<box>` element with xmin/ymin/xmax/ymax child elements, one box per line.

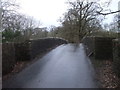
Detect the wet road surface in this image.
<box><xmin>3</xmin><ymin>44</ymin><xmax>97</xmax><ymax>88</ymax></box>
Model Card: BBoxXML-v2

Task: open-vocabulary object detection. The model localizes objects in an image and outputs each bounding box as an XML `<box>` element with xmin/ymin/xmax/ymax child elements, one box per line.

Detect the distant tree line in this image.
<box><xmin>2</xmin><ymin>0</ymin><xmax>48</xmax><ymax>43</ymax></box>
<box><xmin>2</xmin><ymin>0</ymin><xmax>118</xmax><ymax>43</ymax></box>
<box><xmin>48</xmin><ymin>0</ymin><xmax>118</xmax><ymax>43</ymax></box>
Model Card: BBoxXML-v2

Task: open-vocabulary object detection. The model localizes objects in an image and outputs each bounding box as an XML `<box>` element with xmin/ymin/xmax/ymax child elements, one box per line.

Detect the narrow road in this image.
<box><xmin>3</xmin><ymin>44</ymin><xmax>97</xmax><ymax>88</ymax></box>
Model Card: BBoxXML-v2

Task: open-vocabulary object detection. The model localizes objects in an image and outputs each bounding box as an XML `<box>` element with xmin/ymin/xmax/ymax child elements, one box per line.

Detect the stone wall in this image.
<box><xmin>82</xmin><ymin>36</ymin><xmax>114</xmax><ymax>60</ymax></box>
<box><xmin>113</xmin><ymin>39</ymin><xmax>120</xmax><ymax>77</ymax></box>
<box><xmin>14</xmin><ymin>41</ymin><xmax>31</xmax><ymax>61</ymax></box>
<box><xmin>82</xmin><ymin>36</ymin><xmax>95</xmax><ymax>56</ymax></box>
<box><xmin>3</xmin><ymin>38</ymin><xmax>67</xmax><ymax>75</ymax></box>
<box><xmin>94</xmin><ymin>37</ymin><xmax>114</xmax><ymax>60</ymax></box>
<box><xmin>2</xmin><ymin>43</ymin><xmax>15</xmax><ymax>75</ymax></box>
<box><xmin>29</xmin><ymin>38</ymin><xmax>67</xmax><ymax>59</ymax></box>
<box><xmin>14</xmin><ymin>38</ymin><xmax>67</xmax><ymax>61</ymax></box>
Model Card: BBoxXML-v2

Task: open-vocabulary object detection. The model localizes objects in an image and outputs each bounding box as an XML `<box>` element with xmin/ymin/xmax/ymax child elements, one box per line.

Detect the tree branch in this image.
<box><xmin>97</xmin><ymin>10</ymin><xmax>120</xmax><ymax>15</ymax></box>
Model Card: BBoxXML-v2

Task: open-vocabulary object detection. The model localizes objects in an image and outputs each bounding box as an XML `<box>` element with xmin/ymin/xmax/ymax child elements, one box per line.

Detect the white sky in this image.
<box><xmin>102</xmin><ymin>0</ymin><xmax>120</xmax><ymax>24</ymax></box>
<box><xmin>18</xmin><ymin>0</ymin><xmax>68</xmax><ymax>27</ymax></box>
<box><xmin>17</xmin><ymin>0</ymin><xmax>120</xmax><ymax>27</ymax></box>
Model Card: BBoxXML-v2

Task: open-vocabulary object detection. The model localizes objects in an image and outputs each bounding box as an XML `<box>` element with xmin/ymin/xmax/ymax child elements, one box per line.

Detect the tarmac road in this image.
<box><xmin>3</xmin><ymin>44</ymin><xmax>97</xmax><ymax>88</ymax></box>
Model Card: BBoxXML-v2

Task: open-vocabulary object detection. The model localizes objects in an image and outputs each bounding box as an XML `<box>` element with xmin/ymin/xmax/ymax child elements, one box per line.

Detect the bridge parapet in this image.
<box><xmin>2</xmin><ymin>38</ymin><xmax>67</xmax><ymax>75</ymax></box>
<box><xmin>82</xmin><ymin>36</ymin><xmax>115</xmax><ymax>60</ymax></box>
<box><xmin>113</xmin><ymin>39</ymin><xmax>120</xmax><ymax>77</ymax></box>
<box><xmin>15</xmin><ymin>38</ymin><xmax>68</xmax><ymax>60</ymax></box>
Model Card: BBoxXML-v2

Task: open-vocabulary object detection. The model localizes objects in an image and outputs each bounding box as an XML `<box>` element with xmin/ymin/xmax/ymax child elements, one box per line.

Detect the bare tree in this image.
<box><xmin>97</xmin><ymin>10</ymin><xmax>120</xmax><ymax>15</ymax></box>
<box><xmin>1</xmin><ymin>0</ymin><xmax>42</xmax><ymax>42</ymax></box>
<box><xmin>61</xmin><ymin>0</ymin><xmax>103</xmax><ymax>42</ymax></box>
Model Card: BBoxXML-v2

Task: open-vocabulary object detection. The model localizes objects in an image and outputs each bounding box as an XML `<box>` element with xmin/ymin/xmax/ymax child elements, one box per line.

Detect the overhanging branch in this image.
<box><xmin>97</xmin><ymin>10</ymin><xmax>120</xmax><ymax>15</ymax></box>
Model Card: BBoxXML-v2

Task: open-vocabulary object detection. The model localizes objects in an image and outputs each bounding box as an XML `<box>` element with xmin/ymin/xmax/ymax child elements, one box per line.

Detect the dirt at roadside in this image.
<box><xmin>2</xmin><ymin>46</ymin><xmax>58</xmax><ymax>81</ymax></box>
<box><xmin>90</xmin><ymin>57</ymin><xmax>120</xmax><ymax>88</ymax></box>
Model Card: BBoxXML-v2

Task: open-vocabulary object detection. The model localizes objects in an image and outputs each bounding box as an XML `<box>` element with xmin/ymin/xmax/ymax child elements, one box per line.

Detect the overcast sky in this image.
<box><xmin>18</xmin><ymin>0</ymin><xmax>120</xmax><ymax>27</ymax></box>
